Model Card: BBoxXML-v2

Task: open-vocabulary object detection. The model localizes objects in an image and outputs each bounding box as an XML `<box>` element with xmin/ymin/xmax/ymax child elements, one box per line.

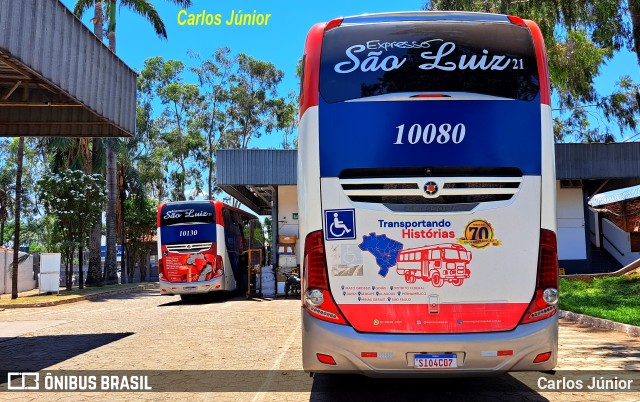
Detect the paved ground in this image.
<box><xmin>0</xmin><ymin>289</ymin><xmax>638</xmax><ymax>401</ymax></box>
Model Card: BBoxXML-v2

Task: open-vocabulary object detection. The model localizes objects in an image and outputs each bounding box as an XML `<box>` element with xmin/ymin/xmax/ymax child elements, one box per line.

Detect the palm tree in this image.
<box><xmin>74</xmin><ymin>0</ymin><xmax>192</xmax><ymax>284</ymax></box>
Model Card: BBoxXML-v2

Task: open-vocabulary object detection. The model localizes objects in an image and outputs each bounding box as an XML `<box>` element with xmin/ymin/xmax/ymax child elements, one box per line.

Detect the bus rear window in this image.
<box><xmin>160</xmin><ymin>202</ymin><xmax>215</xmax><ymax>226</ymax></box>
<box><xmin>320</xmin><ymin>21</ymin><xmax>539</xmax><ymax>102</ymax></box>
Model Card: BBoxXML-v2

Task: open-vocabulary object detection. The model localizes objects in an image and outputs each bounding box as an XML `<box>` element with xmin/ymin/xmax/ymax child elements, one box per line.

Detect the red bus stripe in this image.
<box><xmin>299</xmin><ymin>23</ymin><xmax>325</xmax><ymax>118</ymax></box>
<box><xmin>339</xmin><ymin>303</ymin><xmax>528</xmax><ymax>333</ymax></box>
<box><xmin>524</xmin><ymin>20</ymin><xmax>551</xmax><ymax>106</ymax></box>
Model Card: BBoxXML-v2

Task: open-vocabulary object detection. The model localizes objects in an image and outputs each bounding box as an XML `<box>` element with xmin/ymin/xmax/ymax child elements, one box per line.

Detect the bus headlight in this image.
<box><xmin>542</xmin><ymin>288</ymin><xmax>558</xmax><ymax>305</ymax></box>
<box><xmin>305</xmin><ymin>289</ymin><xmax>324</xmax><ymax>307</ymax></box>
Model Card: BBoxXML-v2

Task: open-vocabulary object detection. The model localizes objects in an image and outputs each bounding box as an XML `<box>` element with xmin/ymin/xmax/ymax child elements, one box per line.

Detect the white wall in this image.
<box><xmin>556</xmin><ymin>185</ymin><xmax>587</xmax><ymax>260</ymax></box>
<box><xmin>278</xmin><ymin>185</ymin><xmax>300</xmax><ymax>263</ymax></box>
<box><xmin>0</xmin><ymin>251</ymin><xmax>36</xmax><ymax>294</ymax></box>
<box><xmin>602</xmin><ymin>218</ymin><xmax>640</xmax><ymax>266</ymax></box>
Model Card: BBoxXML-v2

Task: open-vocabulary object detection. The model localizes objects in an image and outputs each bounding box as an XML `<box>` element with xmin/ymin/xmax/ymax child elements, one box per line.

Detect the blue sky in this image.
<box><xmin>60</xmin><ymin>0</ymin><xmax>425</xmax><ymax>148</ymax></box>
<box><xmin>59</xmin><ymin>0</ymin><xmax>638</xmax><ymax>148</ymax></box>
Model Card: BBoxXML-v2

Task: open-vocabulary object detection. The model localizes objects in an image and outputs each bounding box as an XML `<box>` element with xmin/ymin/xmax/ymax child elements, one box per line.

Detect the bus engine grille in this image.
<box><xmin>165</xmin><ymin>242</ymin><xmax>213</xmax><ymax>253</ymax></box>
<box><xmin>339</xmin><ymin>177</ymin><xmax>522</xmax><ymax>206</ymax></box>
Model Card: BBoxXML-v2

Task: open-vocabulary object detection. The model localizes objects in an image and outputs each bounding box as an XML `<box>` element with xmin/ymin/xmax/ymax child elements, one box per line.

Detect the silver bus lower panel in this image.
<box><xmin>159</xmin><ymin>277</ymin><xmax>226</xmax><ymax>295</ymax></box>
<box><xmin>302</xmin><ymin>309</ymin><xmax>558</xmax><ymax>376</ymax></box>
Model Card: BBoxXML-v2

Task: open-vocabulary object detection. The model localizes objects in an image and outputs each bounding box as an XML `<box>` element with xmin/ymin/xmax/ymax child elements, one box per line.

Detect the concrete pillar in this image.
<box><xmin>582</xmin><ymin>186</ymin><xmax>593</xmax><ymax>273</ymax></box>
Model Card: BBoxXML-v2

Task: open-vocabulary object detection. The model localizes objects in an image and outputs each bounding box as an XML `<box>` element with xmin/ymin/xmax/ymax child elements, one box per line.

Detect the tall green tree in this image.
<box><xmin>226</xmin><ymin>54</ymin><xmax>286</xmax><ymax>148</ymax></box>
<box><xmin>74</xmin><ymin>0</ymin><xmax>193</xmax><ymax>284</ymax></box>
<box><xmin>123</xmin><ymin>196</ymin><xmax>157</xmax><ymax>282</ymax></box>
<box><xmin>38</xmin><ymin>170</ymin><xmax>106</xmax><ymax>291</ymax></box>
<box><xmin>138</xmin><ymin>57</ymin><xmax>205</xmax><ymax>201</ymax></box>
<box><xmin>135</xmin><ymin>101</ymin><xmax>169</xmax><ymax>202</ymax></box>
<box><xmin>272</xmin><ymin>93</ymin><xmax>298</xmax><ymax>150</ymax></box>
<box><xmin>0</xmin><ymin>167</ymin><xmax>15</xmax><ymax>247</ymax></box>
<box><xmin>190</xmin><ymin>48</ymin><xmax>236</xmax><ymax>199</ymax></box>
<box><xmin>2</xmin><ymin>137</ymin><xmax>41</xmax><ymax>299</ymax></box>
<box><xmin>425</xmin><ymin>0</ymin><xmax>640</xmax><ymax>142</ymax></box>
<box><xmin>0</xmin><ymin>139</ymin><xmax>13</xmax><ymax>247</ymax></box>
<box><xmin>10</xmin><ymin>137</ymin><xmax>24</xmax><ymax>299</ymax></box>
<box><xmin>39</xmin><ymin>137</ymin><xmax>96</xmax><ymax>287</ymax></box>
<box><xmin>72</xmin><ymin>0</ymin><xmax>105</xmax><ymax>286</ymax></box>
<box><xmin>87</xmin><ymin>139</ymin><xmax>105</xmax><ymax>286</ymax></box>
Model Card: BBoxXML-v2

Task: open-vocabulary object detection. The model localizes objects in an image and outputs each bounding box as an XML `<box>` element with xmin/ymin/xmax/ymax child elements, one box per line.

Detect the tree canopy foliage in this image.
<box><xmin>37</xmin><ymin>170</ymin><xmax>106</xmax><ymax>289</ymax></box>
<box><xmin>138</xmin><ymin>49</ymin><xmax>294</xmax><ymax>201</ymax></box>
<box><xmin>425</xmin><ymin>0</ymin><xmax>640</xmax><ymax>142</ymax></box>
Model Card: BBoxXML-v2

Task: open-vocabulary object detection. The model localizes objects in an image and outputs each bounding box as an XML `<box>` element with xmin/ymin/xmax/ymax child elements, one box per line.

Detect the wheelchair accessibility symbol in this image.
<box><xmin>325</xmin><ymin>209</ymin><xmax>356</xmax><ymax>241</ymax></box>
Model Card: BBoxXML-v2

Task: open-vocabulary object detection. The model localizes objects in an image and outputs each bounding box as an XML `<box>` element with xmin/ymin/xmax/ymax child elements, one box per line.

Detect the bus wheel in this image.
<box><xmin>405</xmin><ymin>271</ymin><xmax>417</xmax><ymax>284</ymax></box>
<box><xmin>451</xmin><ymin>278</ymin><xmax>463</xmax><ymax>286</ymax></box>
<box><xmin>432</xmin><ymin>273</ymin><xmax>443</xmax><ymax>287</ymax></box>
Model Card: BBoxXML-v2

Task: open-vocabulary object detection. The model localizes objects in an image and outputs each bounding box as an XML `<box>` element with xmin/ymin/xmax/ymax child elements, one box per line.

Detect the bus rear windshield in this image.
<box><xmin>320</xmin><ymin>21</ymin><xmax>539</xmax><ymax>103</ymax></box>
<box><xmin>160</xmin><ymin>202</ymin><xmax>215</xmax><ymax>226</ymax></box>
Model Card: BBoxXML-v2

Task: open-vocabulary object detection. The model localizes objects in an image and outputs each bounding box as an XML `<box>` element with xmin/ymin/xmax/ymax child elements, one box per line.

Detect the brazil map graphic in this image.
<box><xmin>358</xmin><ymin>233</ymin><xmax>404</xmax><ymax>277</ymax></box>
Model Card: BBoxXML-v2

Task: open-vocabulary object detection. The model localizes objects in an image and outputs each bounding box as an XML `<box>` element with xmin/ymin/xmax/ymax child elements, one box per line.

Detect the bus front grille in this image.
<box><xmin>340</xmin><ymin>177</ymin><xmax>522</xmax><ymax>206</ymax></box>
<box><xmin>165</xmin><ymin>242</ymin><xmax>213</xmax><ymax>253</ymax></box>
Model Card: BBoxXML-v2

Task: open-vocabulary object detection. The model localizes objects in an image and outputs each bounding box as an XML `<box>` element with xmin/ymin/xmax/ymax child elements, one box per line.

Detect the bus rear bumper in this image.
<box><xmin>302</xmin><ymin>309</ymin><xmax>558</xmax><ymax>376</ymax></box>
<box><xmin>160</xmin><ymin>277</ymin><xmax>225</xmax><ymax>295</ymax></box>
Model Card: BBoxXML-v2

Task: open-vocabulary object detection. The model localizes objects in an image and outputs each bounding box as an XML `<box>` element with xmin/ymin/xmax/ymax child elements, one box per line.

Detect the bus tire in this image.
<box><xmin>451</xmin><ymin>278</ymin><xmax>463</xmax><ymax>286</ymax></box>
<box><xmin>432</xmin><ymin>273</ymin><xmax>443</xmax><ymax>287</ymax></box>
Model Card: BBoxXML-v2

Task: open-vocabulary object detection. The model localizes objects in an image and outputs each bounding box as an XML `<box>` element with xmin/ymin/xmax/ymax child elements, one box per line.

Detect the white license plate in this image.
<box><xmin>414</xmin><ymin>354</ymin><xmax>457</xmax><ymax>369</ymax></box>
<box><xmin>183</xmin><ymin>286</ymin><xmax>197</xmax><ymax>292</ymax></box>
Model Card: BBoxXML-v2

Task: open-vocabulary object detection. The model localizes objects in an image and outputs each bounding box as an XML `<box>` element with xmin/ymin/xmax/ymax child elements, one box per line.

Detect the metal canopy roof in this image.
<box><xmin>556</xmin><ymin>143</ymin><xmax>640</xmax><ymax>195</ymax></box>
<box><xmin>217</xmin><ymin>144</ymin><xmax>640</xmax><ymax>214</ymax></box>
<box><xmin>555</xmin><ymin>143</ymin><xmax>640</xmax><ymax>180</ymax></box>
<box><xmin>0</xmin><ymin>0</ymin><xmax>136</xmax><ymax>137</ymax></box>
<box><xmin>217</xmin><ymin>149</ymin><xmax>296</xmax><ymax>215</ymax></box>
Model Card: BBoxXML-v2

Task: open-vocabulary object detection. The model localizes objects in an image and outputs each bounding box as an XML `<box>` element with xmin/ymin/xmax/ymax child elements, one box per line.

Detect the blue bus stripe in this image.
<box><xmin>319</xmin><ymin>98</ymin><xmax>541</xmax><ymax>177</ymax></box>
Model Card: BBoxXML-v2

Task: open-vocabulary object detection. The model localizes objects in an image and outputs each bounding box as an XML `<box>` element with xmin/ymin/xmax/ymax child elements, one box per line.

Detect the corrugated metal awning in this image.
<box><xmin>216</xmin><ymin>149</ymin><xmax>297</xmax><ymax>215</ymax></box>
<box><xmin>0</xmin><ymin>0</ymin><xmax>136</xmax><ymax>137</ymax></box>
<box><xmin>556</xmin><ymin>143</ymin><xmax>640</xmax><ymax>179</ymax></box>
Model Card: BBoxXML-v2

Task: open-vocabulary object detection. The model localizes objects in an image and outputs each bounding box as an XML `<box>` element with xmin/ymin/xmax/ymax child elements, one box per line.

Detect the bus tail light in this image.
<box><xmin>212</xmin><ymin>255</ymin><xmax>224</xmax><ymax>278</ymax></box>
<box><xmin>520</xmin><ymin>229</ymin><xmax>559</xmax><ymax>324</ymax></box>
<box><xmin>158</xmin><ymin>258</ymin><xmax>165</xmax><ymax>280</ymax></box>
<box><xmin>533</xmin><ymin>351</ymin><xmax>552</xmax><ymax>363</ymax></box>
<box><xmin>316</xmin><ymin>353</ymin><xmax>337</xmax><ymax>365</ymax></box>
<box><xmin>303</xmin><ymin>230</ymin><xmax>348</xmax><ymax>325</ymax></box>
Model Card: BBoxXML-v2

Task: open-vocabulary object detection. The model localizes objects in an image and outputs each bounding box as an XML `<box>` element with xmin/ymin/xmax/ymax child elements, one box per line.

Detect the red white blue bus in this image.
<box><xmin>157</xmin><ymin>201</ymin><xmax>263</xmax><ymax>300</ymax></box>
<box><xmin>298</xmin><ymin>12</ymin><xmax>558</xmax><ymax>375</ymax></box>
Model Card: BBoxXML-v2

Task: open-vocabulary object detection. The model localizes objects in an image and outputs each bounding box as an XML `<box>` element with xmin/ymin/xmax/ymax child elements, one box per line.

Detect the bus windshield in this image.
<box><xmin>320</xmin><ymin>21</ymin><xmax>539</xmax><ymax>103</ymax></box>
<box><xmin>158</xmin><ymin>202</ymin><xmax>216</xmax><ymax>245</ymax></box>
<box><xmin>159</xmin><ymin>202</ymin><xmax>215</xmax><ymax>226</ymax></box>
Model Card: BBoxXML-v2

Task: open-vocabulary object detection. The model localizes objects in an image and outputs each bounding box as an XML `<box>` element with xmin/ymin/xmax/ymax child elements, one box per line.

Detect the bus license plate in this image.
<box><xmin>414</xmin><ymin>354</ymin><xmax>457</xmax><ymax>369</ymax></box>
<box><xmin>183</xmin><ymin>286</ymin><xmax>197</xmax><ymax>292</ymax></box>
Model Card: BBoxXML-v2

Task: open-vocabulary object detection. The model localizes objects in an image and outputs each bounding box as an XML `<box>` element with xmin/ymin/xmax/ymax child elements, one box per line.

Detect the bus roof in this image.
<box><xmin>340</xmin><ymin>11</ymin><xmax>510</xmax><ymax>25</ymax></box>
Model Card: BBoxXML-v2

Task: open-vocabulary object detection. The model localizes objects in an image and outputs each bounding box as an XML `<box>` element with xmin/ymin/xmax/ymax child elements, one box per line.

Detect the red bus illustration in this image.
<box><xmin>396</xmin><ymin>243</ymin><xmax>472</xmax><ymax>287</ymax></box>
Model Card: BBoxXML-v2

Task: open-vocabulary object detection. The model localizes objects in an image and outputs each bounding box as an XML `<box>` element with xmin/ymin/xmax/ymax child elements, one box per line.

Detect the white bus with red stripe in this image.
<box><xmin>157</xmin><ymin>201</ymin><xmax>263</xmax><ymax>300</ymax></box>
<box><xmin>298</xmin><ymin>12</ymin><xmax>558</xmax><ymax>375</ymax></box>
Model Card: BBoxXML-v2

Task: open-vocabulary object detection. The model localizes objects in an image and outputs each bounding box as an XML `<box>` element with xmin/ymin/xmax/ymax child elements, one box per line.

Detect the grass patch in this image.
<box><xmin>560</xmin><ymin>275</ymin><xmax>640</xmax><ymax>326</ymax></box>
<box><xmin>0</xmin><ymin>283</ymin><xmax>144</xmax><ymax>305</ymax></box>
